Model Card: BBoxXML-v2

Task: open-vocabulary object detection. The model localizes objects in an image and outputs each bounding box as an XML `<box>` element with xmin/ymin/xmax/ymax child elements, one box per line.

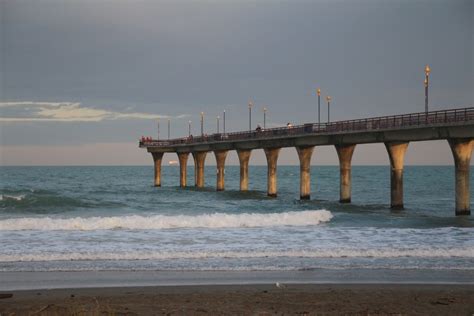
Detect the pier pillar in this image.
<box><xmin>192</xmin><ymin>151</ymin><xmax>207</xmax><ymax>188</ymax></box>
<box><xmin>296</xmin><ymin>146</ymin><xmax>314</xmax><ymax>200</ymax></box>
<box><xmin>264</xmin><ymin>148</ymin><xmax>281</xmax><ymax>197</ymax></box>
<box><xmin>448</xmin><ymin>138</ymin><xmax>474</xmax><ymax>216</ymax></box>
<box><xmin>335</xmin><ymin>144</ymin><xmax>356</xmax><ymax>203</ymax></box>
<box><xmin>177</xmin><ymin>152</ymin><xmax>189</xmax><ymax>187</ymax></box>
<box><xmin>214</xmin><ymin>150</ymin><xmax>228</xmax><ymax>191</ymax></box>
<box><xmin>385</xmin><ymin>142</ymin><xmax>409</xmax><ymax>210</ymax></box>
<box><xmin>237</xmin><ymin>150</ymin><xmax>252</xmax><ymax>191</ymax></box>
<box><xmin>151</xmin><ymin>152</ymin><xmax>164</xmax><ymax>187</ymax></box>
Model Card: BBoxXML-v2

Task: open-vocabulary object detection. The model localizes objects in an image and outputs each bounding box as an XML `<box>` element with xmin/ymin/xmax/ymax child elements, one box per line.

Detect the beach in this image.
<box><xmin>1</xmin><ymin>166</ymin><xmax>473</xmax><ymax>314</ymax></box>
<box><xmin>1</xmin><ymin>284</ymin><xmax>473</xmax><ymax>315</ymax></box>
<box><xmin>1</xmin><ymin>270</ymin><xmax>473</xmax><ymax>315</ymax></box>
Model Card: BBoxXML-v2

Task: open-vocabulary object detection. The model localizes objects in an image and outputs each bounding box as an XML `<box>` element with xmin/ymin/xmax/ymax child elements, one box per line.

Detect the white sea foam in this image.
<box><xmin>0</xmin><ymin>194</ymin><xmax>26</xmax><ymax>201</ymax></box>
<box><xmin>0</xmin><ymin>248</ymin><xmax>473</xmax><ymax>262</ymax></box>
<box><xmin>0</xmin><ymin>210</ymin><xmax>333</xmax><ymax>231</ymax></box>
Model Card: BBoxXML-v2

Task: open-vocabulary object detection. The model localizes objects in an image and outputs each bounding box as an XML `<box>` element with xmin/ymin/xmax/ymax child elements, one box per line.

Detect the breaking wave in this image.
<box><xmin>0</xmin><ymin>210</ymin><xmax>333</xmax><ymax>231</ymax></box>
<box><xmin>0</xmin><ymin>194</ymin><xmax>26</xmax><ymax>201</ymax></box>
<box><xmin>0</xmin><ymin>189</ymin><xmax>122</xmax><ymax>213</ymax></box>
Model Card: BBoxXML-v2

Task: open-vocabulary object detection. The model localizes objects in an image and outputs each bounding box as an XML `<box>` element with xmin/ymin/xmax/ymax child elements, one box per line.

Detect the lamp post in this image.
<box><xmin>188</xmin><ymin>120</ymin><xmax>191</xmax><ymax>137</ymax></box>
<box><xmin>263</xmin><ymin>107</ymin><xmax>267</xmax><ymax>129</ymax></box>
<box><xmin>248</xmin><ymin>101</ymin><xmax>253</xmax><ymax>131</ymax></box>
<box><xmin>217</xmin><ymin>115</ymin><xmax>220</xmax><ymax>133</ymax></box>
<box><xmin>167</xmin><ymin>119</ymin><xmax>170</xmax><ymax>139</ymax></box>
<box><xmin>157</xmin><ymin>119</ymin><xmax>160</xmax><ymax>140</ymax></box>
<box><xmin>424</xmin><ymin>64</ymin><xmax>431</xmax><ymax>115</ymax></box>
<box><xmin>200</xmin><ymin>112</ymin><xmax>204</xmax><ymax>137</ymax></box>
<box><xmin>317</xmin><ymin>88</ymin><xmax>321</xmax><ymax>124</ymax></box>
<box><xmin>223</xmin><ymin>110</ymin><xmax>226</xmax><ymax>134</ymax></box>
<box><xmin>326</xmin><ymin>96</ymin><xmax>332</xmax><ymax>123</ymax></box>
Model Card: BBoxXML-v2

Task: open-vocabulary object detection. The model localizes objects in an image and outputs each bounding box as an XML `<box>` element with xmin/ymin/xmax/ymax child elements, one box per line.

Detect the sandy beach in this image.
<box><xmin>1</xmin><ymin>284</ymin><xmax>473</xmax><ymax>315</ymax></box>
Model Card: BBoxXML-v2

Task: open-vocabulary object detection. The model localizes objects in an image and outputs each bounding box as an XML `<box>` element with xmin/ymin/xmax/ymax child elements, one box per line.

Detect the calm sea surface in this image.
<box><xmin>0</xmin><ymin>166</ymin><xmax>473</xmax><ymax>273</ymax></box>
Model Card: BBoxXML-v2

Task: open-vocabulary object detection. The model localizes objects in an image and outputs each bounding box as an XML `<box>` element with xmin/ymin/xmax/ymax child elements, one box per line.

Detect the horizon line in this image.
<box><xmin>0</xmin><ymin>164</ymin><xmax>465</xmax><ymax>167</ymax></box>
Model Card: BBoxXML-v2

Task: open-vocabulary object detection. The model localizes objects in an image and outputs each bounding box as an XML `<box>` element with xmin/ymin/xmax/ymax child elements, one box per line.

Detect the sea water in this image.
<box><xmin>0</xmin><ymin>166</ymin><xmax>473</xmax><ymax>275</ymax></box>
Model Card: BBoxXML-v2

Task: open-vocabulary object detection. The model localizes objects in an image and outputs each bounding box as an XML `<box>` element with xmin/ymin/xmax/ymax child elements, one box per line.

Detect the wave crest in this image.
<box><xmin>0</xmin><ymin>194</ymin><xmax>26</xmax><ymax>201</ymax></box>
<box><xmin>0</xmin><ymin>210</ymin><xmax>332</xmax><ymax>231</ymax></box>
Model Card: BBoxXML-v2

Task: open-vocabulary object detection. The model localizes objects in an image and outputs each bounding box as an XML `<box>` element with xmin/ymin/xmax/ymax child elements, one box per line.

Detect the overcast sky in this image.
<box><xmin>0</xmin><ymin>0</ymin><xmax>472</xmax><ymax>165</ymax></box>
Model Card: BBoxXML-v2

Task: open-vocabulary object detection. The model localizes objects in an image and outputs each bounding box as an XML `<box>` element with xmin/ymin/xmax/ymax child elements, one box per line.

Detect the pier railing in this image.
<box><xmin>140</xmin><ymin>107</ymin><xmax>474</xmax><ymax>147</ymax></box>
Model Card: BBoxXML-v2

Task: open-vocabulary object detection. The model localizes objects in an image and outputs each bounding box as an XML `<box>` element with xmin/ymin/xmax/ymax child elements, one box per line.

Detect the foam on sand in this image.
<box><xmin>1</xmin><ymin>247</ymin><xmax>472</xmax><ymax>262</ymax></box>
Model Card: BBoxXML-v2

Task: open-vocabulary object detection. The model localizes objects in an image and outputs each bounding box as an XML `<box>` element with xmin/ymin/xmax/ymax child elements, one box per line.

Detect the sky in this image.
<box><xmin>0</xmin><ymin>0</ymin><xmax>473</xmax><ymax>166</ymax></box>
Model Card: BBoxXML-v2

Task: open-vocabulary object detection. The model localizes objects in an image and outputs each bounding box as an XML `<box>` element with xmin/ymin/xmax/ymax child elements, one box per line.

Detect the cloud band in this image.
<box><xmin>0</xmin><ymin>102</ymin><xmax>184</xmax><ymax>122</ymax></box>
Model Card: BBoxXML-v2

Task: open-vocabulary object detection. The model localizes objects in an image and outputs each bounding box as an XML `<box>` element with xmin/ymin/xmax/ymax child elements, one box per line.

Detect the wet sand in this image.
<box><xmin>1</xmin><ymin>284</ymin><xmax>473</xmax><ymax>315</ymax></box>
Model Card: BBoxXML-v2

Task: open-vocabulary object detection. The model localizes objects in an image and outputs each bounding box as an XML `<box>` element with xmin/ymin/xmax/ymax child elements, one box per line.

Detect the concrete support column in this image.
<box><xmin>448</xmin><ymin>138</ymin><xmax>474</xmax><ymax>216</ymax></box>
<box><xmin>177</xmin><ymin>152</ymin><xmax>189</xmax><ymax>188</ymax></box>
<box><xmin>385</xmin><ymin>142</ymin><xmax>409</xmax><ymax>210</ymax></box>
<box><xmin>192</xmin><ymin>154</ymin><xmax>198</xmax><ymax>186</ymax></box>
<box><xmin>237</xmin><ymin>150</ymin><xmax>252</xmax><ymax>191</ymax></box>
<box><xmin>151</xmin><ymin>152</ymin><xmax>164</xmax><ymax>187</ymax></box>
<box><xmin>192</xmin><ymin>151</ymin><xmax>207</xmax><ymax>188</ymax></box>
<box><xmin>296</xmin><ymin>146</ymin><xmax>314</xmax><ymax>200</ymax></box>
<box><xmin>264</xmin><ymin>148</ymin><xmax>281</xmax><ymax>197</ymax></box>
<box><xmin>335</xmin><ymin>144</ymin><xmax>356</xmax><ymax>203</ymax></box>
<box><xmin>214</xmin><ymin>150</ymin><xmax>228</xmax><ymax>191</ymax></box>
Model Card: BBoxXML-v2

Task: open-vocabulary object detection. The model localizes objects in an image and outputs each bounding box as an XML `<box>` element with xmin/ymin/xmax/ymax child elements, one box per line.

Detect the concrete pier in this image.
<box><xmin>214</xmin><ymin>150</ymin><xmax>228</xmax><ymax>191</ymax></box>
<box><xmin>177</xmin><ymin>152</ymin><xmax>189</xmax><ymax>187</ymax></box>
<box><xmin>142</xmin><ymin>107</ymin><xmax>474</xmax><ymax>216</ymax></box>
<box><xmin>335</xmin><ymin>144</ymin><xmax>356</xmax><ymax>203</ymax></box>
<box><xmin>448</xmin><ymin>138</ymin><xmax>474</xmax><ymax>215</ymax></box>
<box><xmin>296</xmin><ymin>146</ymin><xmax>314</xmax><ymax>200</ymax></box>
<box><xmin>385</xmin><ymin>142</ymin><xmax>409</xmax><ymax>210</ymax></box>
<box><xmin>152</xmin><ymin>152</ymin><xmax>164</xmax><ymax>187</ymax></box>
<box><xmin>192</xmin><ymin>151</ymin><xmax>207</xmax><ymax>188</ymax></box>
<box><xmin>237</xmin><ymin>150</ymin><xmax>251</xmax><ymax>191</ymax></box>
<box><xmin>264</xmin><ymin>148</ymin><xmax>281</xmax><ymax>197</ymax></box>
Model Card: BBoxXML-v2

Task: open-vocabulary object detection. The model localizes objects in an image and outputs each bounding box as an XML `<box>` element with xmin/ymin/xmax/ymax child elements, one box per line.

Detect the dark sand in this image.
<box><xmin>1</xmin><ymin>284</ymin><xmax>473</xmax><ymax>315</ymax></box>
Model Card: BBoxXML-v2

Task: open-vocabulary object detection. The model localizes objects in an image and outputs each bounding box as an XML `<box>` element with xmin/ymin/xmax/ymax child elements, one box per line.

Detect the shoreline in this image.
<box><xmin>1</xmin><ymin>269</ymin><xmax>473</xmax><ymax>291</ymax></box>
<box><xmin>1</xmin><ymin>284</ymin><xmax>473</xmax><ymax>315</ymax></box>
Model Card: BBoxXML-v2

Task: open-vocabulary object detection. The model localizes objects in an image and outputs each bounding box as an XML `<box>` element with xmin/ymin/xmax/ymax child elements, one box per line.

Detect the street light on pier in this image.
<box><xmin>200</xmin><ymin>112</ymin><xmax>204</xmax><ymax>136</ymax></box>
<box><xmin>167</xmin><ymin>119</ymin><xmax>170</xmax><ymax>139</ymax></box>
<box><xmin>317</xmin><ymin>88</ymin><xmax>321</xmax><ymax>124</ymax></box>
<box><xmin>326</xmin><ymin>96</ymin><xmax>332</xmax><ymax>123</ymax></box>
<box><xmin>157</xmin><ymin>119</ymin><xmax>160</xmax><ymax>140</ymax></box>
<box><xmin>263</xmin><ymin>106</ymin><xmax>267</xmax><ymax>129</ymax></box>
<box><xmin>217</xmin><ymin>115</ymin><xmax>220</xmax><ymax>133</ymax></box>
<box><xmin>188</xmin><ymin>120</ymin><xmax>191</xmax><ymax>137</ymax></box>
<box><xmin>223</xmin><ymin>110</ymin><xmax>226</xmax><ymax>134</ymax></box>
<box><xmin>248</xmin><ymin>101</ymin><xmax>253</xmax><ymax>131</ymax></box>
<box><xmin>424</xmin><ymin>64</ymin><xmax>431</xmax><ymax>115</ymax></box>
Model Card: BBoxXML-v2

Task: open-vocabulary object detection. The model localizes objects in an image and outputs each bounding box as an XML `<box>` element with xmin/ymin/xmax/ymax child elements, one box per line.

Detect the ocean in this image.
<box><xmin>0</xmin><ymin>165</ymin><xmax>473</xmax><ymax>278</ymax></box>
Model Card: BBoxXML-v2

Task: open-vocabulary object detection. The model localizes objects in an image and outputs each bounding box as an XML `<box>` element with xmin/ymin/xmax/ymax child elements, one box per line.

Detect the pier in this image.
<box><xmin>140</xmin><ymin>107</ymin><xmax>474</xmax><ymax>215</ymax></box>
